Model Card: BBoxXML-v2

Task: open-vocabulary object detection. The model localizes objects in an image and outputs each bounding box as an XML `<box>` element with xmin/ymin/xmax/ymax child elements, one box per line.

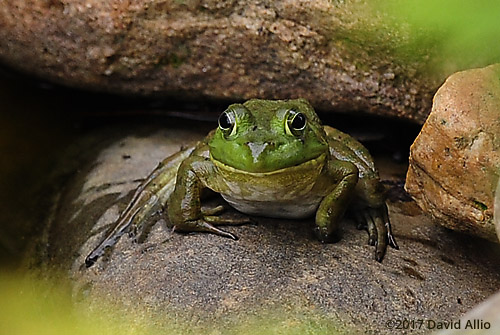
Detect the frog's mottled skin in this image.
<box><xmin>86</xmin><ymin>99</ymin><xmax>398</xmax><ymax>267</ymax></box>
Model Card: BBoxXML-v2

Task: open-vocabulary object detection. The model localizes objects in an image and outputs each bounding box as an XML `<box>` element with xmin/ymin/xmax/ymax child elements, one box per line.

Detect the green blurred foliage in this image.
<box><xmin>0</xmin><ymin>272</ymin><xmax>346</xmax><ymax>335</ymax></box>
<box><xmin>0</xmin><ymin>273</ymin><xmax>162</xmax><ymax>335</ymax></box>
<box><xmin>378</xmin><ymin>0</ymin><xmax>500</xmax><ymax>72</ymax></box>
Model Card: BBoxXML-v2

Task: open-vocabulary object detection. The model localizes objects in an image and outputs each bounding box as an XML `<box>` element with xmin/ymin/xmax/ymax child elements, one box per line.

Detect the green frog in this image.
<box><xmin>85</xmin><ymin>99</ymin><xmax>398</xmax><ymax>267</ymax></box>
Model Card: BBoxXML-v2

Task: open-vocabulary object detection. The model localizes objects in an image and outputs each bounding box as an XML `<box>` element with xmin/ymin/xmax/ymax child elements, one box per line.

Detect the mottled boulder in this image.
<box><xmin>31</xmin><ymin>123</ymin><xmax>500</xmax><ymax>334</ymax></box>
<box><xmin>0</xmin><ymin>0</ymin><xmax>437</xmax><ymax>122</ymax></box>
<box><xmin>406</xmin><ymin>64</ymin><xmax>500</xmax><ymax>242</ymax></box>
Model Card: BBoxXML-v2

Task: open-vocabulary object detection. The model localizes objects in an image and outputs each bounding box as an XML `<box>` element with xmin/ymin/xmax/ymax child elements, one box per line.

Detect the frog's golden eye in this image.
<box><xmin>218</xmin><ymin>111</ymin><xmax>237</xmax><ymax>137</ymax></box>
<box><xmin>285</xmin><ymin>110</ymin><xmax>307</xmax><ymax>136</ymax></box>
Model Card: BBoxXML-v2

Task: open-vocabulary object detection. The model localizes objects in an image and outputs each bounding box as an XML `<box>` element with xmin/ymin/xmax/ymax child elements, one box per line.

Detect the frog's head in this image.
<box><xmin>209</xmin><ymin>99</ymin><xmax>329</xmax><ymax>173</ymax></box>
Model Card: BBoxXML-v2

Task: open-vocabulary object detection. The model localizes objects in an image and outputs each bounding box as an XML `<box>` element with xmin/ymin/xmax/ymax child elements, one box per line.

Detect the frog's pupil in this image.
<box><xmin>218</xmin><ymin>112</ymin><xmax>233</xmax><ymax>130</ymax></box>
<box><xmin>291</xmin><ymin>113</ymin><xmax>306</xmax><ymax>130</ymax></box>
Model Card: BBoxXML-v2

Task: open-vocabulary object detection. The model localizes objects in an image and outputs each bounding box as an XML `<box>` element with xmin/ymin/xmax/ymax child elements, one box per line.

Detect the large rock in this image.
<box><xmin>30</xmin><ymin>122</ymin><xmax>500</xmax><ymax>334</ymax></box>
<box><xmin>0</xmin><ymin>0</ymin><xmax>437</xmax><ymax>122</ymax></box>
<box><xmin>405</xmin><ymin>64</ymin><xmax>500</xmax><ymax>242</ymax></box>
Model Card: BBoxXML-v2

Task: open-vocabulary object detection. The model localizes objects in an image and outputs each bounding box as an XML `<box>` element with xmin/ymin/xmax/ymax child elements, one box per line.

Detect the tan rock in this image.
<box><xmin>406</xmin><ymin>64</ymin><xmax>500</xmax><ymax>242</ymax></box>
<box><xmin>0</xmin><ymin>0</ymin><xmax>438</xmax><ymax>122</ymax></box>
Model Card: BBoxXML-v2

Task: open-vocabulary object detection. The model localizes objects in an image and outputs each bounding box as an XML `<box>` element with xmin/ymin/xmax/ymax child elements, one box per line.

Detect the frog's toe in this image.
<box><xmin>173</xmin><ymin>219</ymin><xmax>239</xmax><ymax>240</ymax></box>
<box><xmin>362</xmin><ymin>211</ymin><xmax>377</xmax><ymax>246</ymax></box>
<box><xmin>353</xmin><ymin>211</ymin><xmax>376</xmax><ymax>245</ymax></box>
<box><xmin>313</xmin><ymin>226</ymin><xmax>341</xmax><ymax>243</ymax></box>
<box><xmin>371</xmin><ymin>209</ymin><xmax>388</xmax><ymax>262</ymax></box>
<box><xmin>195</xmin><ymin>220</ymin><xmax>239</xmax><ymax>240</ymax></box>
<box><xmin>388</xmin><ymin>233</ymin><xmax>399</xmax><ymax>250</ymax></box>
<box><xmin>361</xmin><ymin>205</ymin><xmax>399</xmax><ymax>262</ymax></box>
<box><xmin>204</xmin><ymin>214</ymin><xmax>253</xmax><ymax>226</ymax></box>
<box><xmin>128</xmin><ymin>225</ymin><xmax>139</xmax><ymax>240</ymax></box>
<box><xmin>85</xmin><ymin>252</ymin><xmax>99</xmax><ymax>268</ymax></box>
<box><xmin>85</xmin><ymin>236</ymin><xmax>117</xmax><ymax>268</ymax></box>
<box><xmin>201</xmin><ymin>205</ymin><xmax>226</xmax><ymax>216</ymax></box>
<box><xmin>381</xmin><ymin>207</ymin><xmax>399</xmax><ymax>250</ymax></box>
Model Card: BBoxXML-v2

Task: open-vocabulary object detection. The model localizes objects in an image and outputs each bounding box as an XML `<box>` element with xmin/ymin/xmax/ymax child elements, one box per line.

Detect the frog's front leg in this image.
<box><xmin>314</xmin><ymin>160</ymin><xmax>359</xmax><ymax>243</ymax></box>
<box><xmin>167</xmin><ymin>156</ymin><xmax>250</xmax><ymax>239</ymax></box>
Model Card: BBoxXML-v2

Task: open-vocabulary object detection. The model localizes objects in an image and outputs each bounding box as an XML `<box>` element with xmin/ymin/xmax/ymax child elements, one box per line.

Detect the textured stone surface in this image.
<box><xmin>406</xmin><ymin>64</ymin><xmax>500</xmax><ymax>242</ymax></box>
<box><xmin>0</xmin><ymin>0</ymin><xmax>438</xmax><ymax>122</ymax></box>
<box><xmin>438</xmin><ymin>290</ymin><xmax>500</xmax><ymax>335</ymax></box>
<box><xmin>32</xmin><ymin>124</ymin><xmax>500</xmax><ymax>334</ymax></box>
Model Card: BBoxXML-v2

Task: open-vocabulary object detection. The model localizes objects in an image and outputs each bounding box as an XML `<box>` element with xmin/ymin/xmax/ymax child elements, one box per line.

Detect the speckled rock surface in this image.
<box><xmin>0</xmin><ymin>0</ymin><xmax>437</xmax><ymax>122</ymax></box>
<box><xmin>405</xmin><ymin>64</ymin><xmax>500</xmax><ymax>243</ymax></box>
<box><xmin>438</xmin><ymin>290</ymin><xmax>500</xmax><ymax>335</ymax></box>
<box><xmin>33</xmin><ymin>124</ymin><xmax>500</xmax><ymax>334</ymax></box>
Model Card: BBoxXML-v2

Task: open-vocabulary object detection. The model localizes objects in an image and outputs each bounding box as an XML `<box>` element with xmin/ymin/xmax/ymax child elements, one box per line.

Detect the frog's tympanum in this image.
<box><xmin>85</xmin><ymin>99</ymin><xmax>398</xmax><ymax>267</ymax></box>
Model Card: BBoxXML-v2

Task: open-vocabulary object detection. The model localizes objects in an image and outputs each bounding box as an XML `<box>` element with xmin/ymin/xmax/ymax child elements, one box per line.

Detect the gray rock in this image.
<box><xmin>436</xmin><ymin>289</ymin><xmax>500</xmax><ymax>335</ymax></box>
<box><xmin>34</xmin><ymin>124</ymin><xmax>500</xmax><ymax>334</ymax></box>
<box><xmin>0</xmin><ymin>0</ymin><xmax>439</xmax><ymax>122</ymax></box>
<box><xmin>406</xmin><ymin>64</ymin><xmax>500</xmax><ymax>243</ymax></box>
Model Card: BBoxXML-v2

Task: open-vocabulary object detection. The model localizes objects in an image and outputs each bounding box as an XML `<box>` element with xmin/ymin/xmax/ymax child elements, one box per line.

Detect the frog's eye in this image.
<box><xmin>285</xmin><ymin>110</ymin><xmax>307</xmax><ymax>136</ymax></box>
<box><xmin>218</xmin><ymin>111</ymin><xmax>237</xmax><ymax>137</ymax></box>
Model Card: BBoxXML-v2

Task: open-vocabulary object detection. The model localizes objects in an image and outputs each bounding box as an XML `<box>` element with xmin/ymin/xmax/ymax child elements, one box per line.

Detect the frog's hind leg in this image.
<box><xmin>85</xmin><ymin>191</ymin><xmax>164</xmax><ymax>268</ymax></box>
<box><xmin>85</xmin><ymin>146</ymin><xmax>194</xmax><ymax>268</ymax></box>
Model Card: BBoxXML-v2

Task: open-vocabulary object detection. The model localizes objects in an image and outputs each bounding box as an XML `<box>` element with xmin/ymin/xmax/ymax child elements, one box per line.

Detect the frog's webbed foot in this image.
<box><xmin>176</xmin><ymin>219</ymin><xmax>239</xmax><ymax>240</ymax></box>
<box><xmin>128</xmin><ymin>210</ymin><xmax>161</xmax><ymax>243</ymax></box>
<box><xmin>85</xmin><ymin>229</ymin><xmax>124</xmax><ymax>268</ymax></box>
<box><xmin>172</xmin><ymin>206</ymin><xmax>252</xmax><ymax>240</ymax></box>
<box><xmin>353</xmin><ymin>204</ymin><xmax>399</xmax><ymax>262</ymax></box>
<box><xmin>85</xmin><ymin>197</ymin><xmax>163</xmax><ymax>268</ymax></box>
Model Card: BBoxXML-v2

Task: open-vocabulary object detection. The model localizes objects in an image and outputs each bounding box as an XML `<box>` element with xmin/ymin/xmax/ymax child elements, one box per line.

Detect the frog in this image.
<box><xmin>85</xmin><ymin>98</ymin><xmax>398</xmax><ymax>267</ymax></box>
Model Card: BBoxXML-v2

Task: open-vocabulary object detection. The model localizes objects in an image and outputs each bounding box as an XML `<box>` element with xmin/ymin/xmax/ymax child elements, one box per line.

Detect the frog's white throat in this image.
<box><xmin>212</xmin><ymin>153</ymin><xmax>328</xmax><ymax>219</ymax></box>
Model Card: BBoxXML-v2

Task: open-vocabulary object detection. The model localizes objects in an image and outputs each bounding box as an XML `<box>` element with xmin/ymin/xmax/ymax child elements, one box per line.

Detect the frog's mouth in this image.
<box><xmin>211</xmin><ymin>152</ymin><xmax>327</xmax><ymax>177</ymax></box>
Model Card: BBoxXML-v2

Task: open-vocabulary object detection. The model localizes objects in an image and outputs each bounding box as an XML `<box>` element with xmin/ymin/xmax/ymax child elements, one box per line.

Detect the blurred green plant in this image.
<box><xmin>378</xmin><ymin>0</ymin><xmax>500</xmax><ymax>72</ymax></box>
<box><xmin>0</xmin><ymin>273</ymin><xmax>162</xmax><ymax>335</ymax></box>
<box><xmin>0</xmin><ymin>272</ymin><xmax>346</xmax><ymax>335</ymax></box>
